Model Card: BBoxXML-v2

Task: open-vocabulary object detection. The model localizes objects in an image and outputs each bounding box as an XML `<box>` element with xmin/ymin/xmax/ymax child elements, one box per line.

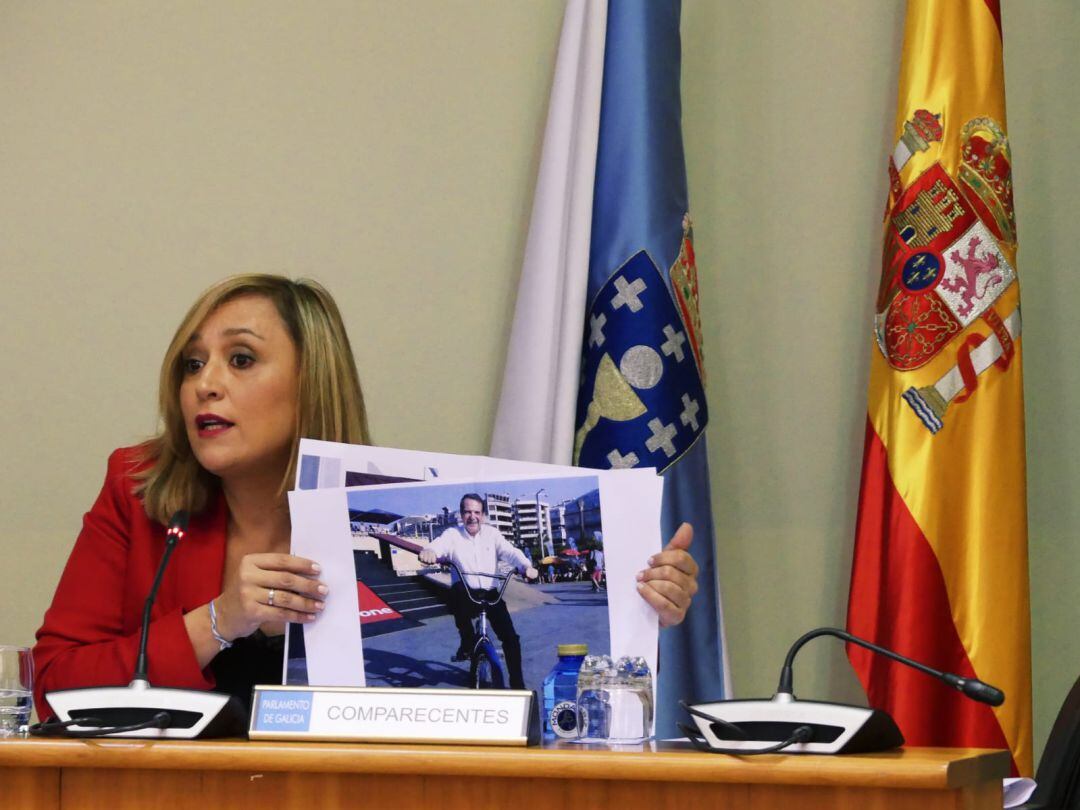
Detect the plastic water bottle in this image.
<box><xmin>541</xmin><ymin>644</ymin><xmax>588</xmax><ymax>740</ymax></box>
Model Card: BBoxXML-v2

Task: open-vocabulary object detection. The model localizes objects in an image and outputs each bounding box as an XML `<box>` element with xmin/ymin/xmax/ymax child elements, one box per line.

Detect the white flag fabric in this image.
<box><xmin>490</xmin><ymin>0</ymin><xmax>607</xmax><ymax>464</ymax></box>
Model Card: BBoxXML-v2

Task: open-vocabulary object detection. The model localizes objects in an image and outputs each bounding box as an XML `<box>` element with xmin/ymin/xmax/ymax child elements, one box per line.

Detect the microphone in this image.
<box><xmin>132</xmin><ymin>510</ymin><xmax>188</xmax><ymax>685</ymax></box>
<box><xmin>35</xmin><ymin>511</ymin><xmax>247</xmax><ymax>739</ymax></box>
<box><xmin>682</xmin><ymin>626</ymin><xmax>1006</xmax><ymax>755</ymax></box>
<box><xmin>778</xmin><ymin>627</ymin><xmax>1004</xmax><ymax>706</ymax></box>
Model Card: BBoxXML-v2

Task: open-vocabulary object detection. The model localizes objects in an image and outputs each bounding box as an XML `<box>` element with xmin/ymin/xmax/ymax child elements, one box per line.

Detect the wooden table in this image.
<box><xmin>0</xmin><ymin>737</ymin><xmax>1009</xmax><ymax>810</ymax></box>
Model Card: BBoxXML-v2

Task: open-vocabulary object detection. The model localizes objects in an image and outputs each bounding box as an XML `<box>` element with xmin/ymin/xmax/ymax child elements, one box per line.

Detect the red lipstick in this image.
<box><xmin>195</xmin><ymin>413</ymin><xmax>235</xmax><ymax>438</ymax></box>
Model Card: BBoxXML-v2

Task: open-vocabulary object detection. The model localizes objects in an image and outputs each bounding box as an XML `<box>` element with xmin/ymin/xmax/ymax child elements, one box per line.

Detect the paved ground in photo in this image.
<box><xmin>361</xmin><ymin>579</ymin><xmax>610</xmax><ymax>691</ymax></box>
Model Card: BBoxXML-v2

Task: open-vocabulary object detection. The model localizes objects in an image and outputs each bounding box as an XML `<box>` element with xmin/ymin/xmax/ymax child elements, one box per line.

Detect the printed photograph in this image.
<box><xmin>288</xmin><ymin>474</ymin><xmax>608</xmax><ymax>693</ymax></box>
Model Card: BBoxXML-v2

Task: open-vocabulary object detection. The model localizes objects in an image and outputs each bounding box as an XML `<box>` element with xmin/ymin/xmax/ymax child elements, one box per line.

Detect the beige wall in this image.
<box><xmin>1</xmin><ymin>1</ymin><xmax>1076</xmax><ymax>761</ymax></box>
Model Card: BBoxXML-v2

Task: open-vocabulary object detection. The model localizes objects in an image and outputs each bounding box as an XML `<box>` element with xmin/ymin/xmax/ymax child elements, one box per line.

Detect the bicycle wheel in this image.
<box><xmin>470</xmin><ymin>641</ymin><xmax>506</xmax><ymax>690</ymax></box>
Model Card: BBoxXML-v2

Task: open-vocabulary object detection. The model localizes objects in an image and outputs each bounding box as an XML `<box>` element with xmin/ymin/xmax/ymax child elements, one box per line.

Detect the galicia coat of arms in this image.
<box><xmin>574</xmin><ymin>217</ymin><xmax>708</xmax><ymax>471</ymax></box>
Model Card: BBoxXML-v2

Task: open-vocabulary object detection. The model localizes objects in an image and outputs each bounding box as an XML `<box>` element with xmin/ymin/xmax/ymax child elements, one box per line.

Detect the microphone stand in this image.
<box><xmin>681</xmin><ymin>626</ymin><xmax>1005</xmax><ymax>755</ymax></box>
<box><xmin>32</xmin><ymin>512</ymin><xmax>247</xmax><ymax>739</ymax></box>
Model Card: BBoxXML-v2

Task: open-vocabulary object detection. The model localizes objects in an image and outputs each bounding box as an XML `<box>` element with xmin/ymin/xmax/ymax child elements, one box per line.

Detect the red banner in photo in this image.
<box><xmin>356</xmin><ymin>582</ymin><xmax>402</xmax><ymax>625</ymax></box>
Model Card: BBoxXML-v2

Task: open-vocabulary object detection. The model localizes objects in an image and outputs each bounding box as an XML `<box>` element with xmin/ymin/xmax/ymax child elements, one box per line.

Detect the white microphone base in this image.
<box><xmin>688</xmin><ymin>694</ymin><xmax>904</xmax><ymax>754</ymax></box>
<box><xmin>46</xmin><ymin>682</ymin><xmax>247</xmax><ymax>739</ymax></box>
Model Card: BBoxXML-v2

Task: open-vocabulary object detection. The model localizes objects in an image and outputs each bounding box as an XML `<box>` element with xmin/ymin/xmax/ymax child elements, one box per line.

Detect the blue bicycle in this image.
<box><xmin>422</xmin><ymin>561</ymin><xmax>518</xmax><ymax>689</ymax></box>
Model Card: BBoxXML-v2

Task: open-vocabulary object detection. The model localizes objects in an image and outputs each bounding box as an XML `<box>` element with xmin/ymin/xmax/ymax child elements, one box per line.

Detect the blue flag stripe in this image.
<box><xmin>583</xmin><ymin>0</ymin><xmax>728</xmax><ymax>736</ymax></box>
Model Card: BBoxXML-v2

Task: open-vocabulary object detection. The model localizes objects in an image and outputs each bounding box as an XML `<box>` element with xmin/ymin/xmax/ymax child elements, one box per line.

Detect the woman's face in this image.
<box><xmin>179</xmin><ymin>294</ymin><xmax>299</xmax><ymax>486</ymax></box>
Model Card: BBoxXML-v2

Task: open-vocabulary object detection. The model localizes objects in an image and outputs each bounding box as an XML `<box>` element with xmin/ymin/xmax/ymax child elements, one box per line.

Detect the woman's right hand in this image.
<box><xmin>213</xmin><ymin>553</ymin><xmax>328</xmax><ymax>642</ymax></box>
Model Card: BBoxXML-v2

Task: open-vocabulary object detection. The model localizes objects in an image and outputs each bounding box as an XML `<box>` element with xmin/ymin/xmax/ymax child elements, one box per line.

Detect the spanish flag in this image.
<box><xmin>846</xmin><ymin>0</ymin><xmax>1031</xmax><ymax>775</ymax></box>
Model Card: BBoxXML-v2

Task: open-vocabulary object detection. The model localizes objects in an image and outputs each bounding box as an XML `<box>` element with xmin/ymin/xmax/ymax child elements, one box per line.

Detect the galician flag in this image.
<box><xmin>847</xmin><ymin>0</ymin><xmax>1031</xmax><ymax>774</ymax></box>
<box><xmin>491</xmin><ymin>0</ymin><xmax>730</xmax><ymax>736</ymax></box>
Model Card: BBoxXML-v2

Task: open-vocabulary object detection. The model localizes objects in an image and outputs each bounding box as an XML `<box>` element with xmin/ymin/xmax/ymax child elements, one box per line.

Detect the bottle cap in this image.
<box><xmin>558</xmin><ymin>644</ymin><xmax>588</xmax><ymax>656</ymax></box>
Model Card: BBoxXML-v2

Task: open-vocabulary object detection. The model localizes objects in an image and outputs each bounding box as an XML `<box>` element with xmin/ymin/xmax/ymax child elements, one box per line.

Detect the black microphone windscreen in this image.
<box><xmin>962</xmin><ymin>679</ymin><xmax>1005</xmax><ymax>707</ymax></box>
<box><xmin>167</xmin><ymin>510</ymin><xmax>190</xmax><ymax>534</ymax></box>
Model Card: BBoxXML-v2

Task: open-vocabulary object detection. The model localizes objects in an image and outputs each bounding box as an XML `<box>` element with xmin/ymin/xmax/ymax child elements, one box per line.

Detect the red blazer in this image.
<box><xmin>33</xmin><ymin>447</ymin><xmax>229</xmax><ymax>719</ymax></box>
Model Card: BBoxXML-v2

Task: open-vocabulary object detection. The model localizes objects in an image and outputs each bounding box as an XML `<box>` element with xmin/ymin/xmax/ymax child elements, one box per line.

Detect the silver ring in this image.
<box><xmin>267</xmin><ymin>588</ymin><xmax>276</xmax><ymax>607</ymax></box>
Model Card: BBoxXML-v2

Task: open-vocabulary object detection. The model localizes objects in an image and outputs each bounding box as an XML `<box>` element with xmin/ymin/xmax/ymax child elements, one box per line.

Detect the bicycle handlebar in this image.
<box><xmin>433</xmin><ymin>560</ymin><xmax>523</xmax><ymax>606</ymax></box>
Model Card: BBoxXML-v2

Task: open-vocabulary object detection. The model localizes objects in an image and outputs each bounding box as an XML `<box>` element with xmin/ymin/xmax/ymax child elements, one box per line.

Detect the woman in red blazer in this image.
<box><xmin>33</xmin><ymin>275</ymin><xmax>701</xmax><ymax>719</ymax></box>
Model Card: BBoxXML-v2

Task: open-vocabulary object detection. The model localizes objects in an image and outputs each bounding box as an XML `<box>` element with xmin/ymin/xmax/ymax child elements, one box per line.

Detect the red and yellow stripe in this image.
<box><xmin>848</xmin><ymin>0</ymin><xmax>1031</xmax><ymax>775</ymax></box>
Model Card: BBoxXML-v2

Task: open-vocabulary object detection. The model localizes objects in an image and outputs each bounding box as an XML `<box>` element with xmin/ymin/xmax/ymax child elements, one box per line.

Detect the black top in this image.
<box><xmin>209</xmin><ymin>630</ymin><xmax>285</xmax><ymax>713</ymax></box>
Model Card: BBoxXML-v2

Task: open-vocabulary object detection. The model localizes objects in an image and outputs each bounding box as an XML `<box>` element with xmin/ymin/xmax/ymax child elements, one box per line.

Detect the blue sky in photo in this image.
<box><xmin>346</xmin><ymin>475</ymin><xmax>600</xmax><ymax>518</ymax></box>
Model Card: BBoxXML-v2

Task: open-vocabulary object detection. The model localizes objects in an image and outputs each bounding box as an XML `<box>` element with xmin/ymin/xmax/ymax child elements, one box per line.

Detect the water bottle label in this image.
<box><xmin>549</xmin><ymin>700</ymin><xmax>579</xmax><ymax>739</ymax></box>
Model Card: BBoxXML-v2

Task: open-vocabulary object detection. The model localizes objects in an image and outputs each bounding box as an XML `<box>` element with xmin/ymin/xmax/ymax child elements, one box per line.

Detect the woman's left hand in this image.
<box><xmin>637</xmin><ymin>522</ymin><xmax>699</xmax><ymax>627</ymax></box>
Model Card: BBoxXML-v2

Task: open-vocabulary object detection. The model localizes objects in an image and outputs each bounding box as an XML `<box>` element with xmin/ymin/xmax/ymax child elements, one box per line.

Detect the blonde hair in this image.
<box><xmin>135</xmin><ymin>274</ymin><xmax>371</xmax><ymax>523</ymax></box>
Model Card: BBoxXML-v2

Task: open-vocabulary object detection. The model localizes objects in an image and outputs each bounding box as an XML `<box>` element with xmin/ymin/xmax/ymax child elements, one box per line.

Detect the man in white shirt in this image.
<box><xmin>420</xmin><ymin>493</ymin><xmax>538</xmax><ymax>688</ymax></box>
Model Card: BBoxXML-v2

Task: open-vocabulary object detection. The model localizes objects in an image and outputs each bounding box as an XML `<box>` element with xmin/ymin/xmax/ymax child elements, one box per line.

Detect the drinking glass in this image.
<box><xmin>0</xmin><ymin>646</ymin><xmax>33</xmax><ymax>737</ymax></box>
<box><xmin>576</xmin><ymin>655</ymin><xmax>654</xmax><ymax>743</ymax></box>
<box><xmin>605</xmin><ymin>656</ymin><xmax>653</xmax><ymax>743</ymax></box>
<box><xmin>576</xmin><ymin>654</ymin><xmax>612</xmax><ymax>741</ymax></box>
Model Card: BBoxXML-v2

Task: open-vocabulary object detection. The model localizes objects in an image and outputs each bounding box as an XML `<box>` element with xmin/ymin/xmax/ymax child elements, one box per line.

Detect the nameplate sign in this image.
<box><xmin>248</xmin><ymin>685</ymin><xmax>538</xmax><ymax>746</ymax></box>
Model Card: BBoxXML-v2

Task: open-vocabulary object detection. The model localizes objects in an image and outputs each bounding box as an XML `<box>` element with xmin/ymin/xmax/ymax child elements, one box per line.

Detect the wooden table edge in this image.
<box><xmin>0</xmin><ymin>739</ymin><xmax>1011</xmax><ymax>788</ymax></box>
